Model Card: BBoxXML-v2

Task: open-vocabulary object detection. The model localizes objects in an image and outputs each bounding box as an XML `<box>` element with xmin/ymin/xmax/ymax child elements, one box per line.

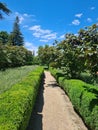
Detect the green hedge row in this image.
<box><xmin>50</xmin><ymin>67</ymin><xmax>98</xmax><ymax>130</ymax></box>
<box><xmin>0</xmin><ymin>66</ymin><xmax>44</xmax><ymax>130</ymax></box>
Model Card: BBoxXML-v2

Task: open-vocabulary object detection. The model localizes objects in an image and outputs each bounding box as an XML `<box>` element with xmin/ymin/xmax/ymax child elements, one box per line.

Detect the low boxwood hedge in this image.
<box><xmin>50</xmin><ymin>67</ymin><xmax>98</xmax><ymax>130</ymax></box>
<box><xmin>0</xmin><ymin>66</ymin><xmax>44</xmax><ymax>130</ymax></box>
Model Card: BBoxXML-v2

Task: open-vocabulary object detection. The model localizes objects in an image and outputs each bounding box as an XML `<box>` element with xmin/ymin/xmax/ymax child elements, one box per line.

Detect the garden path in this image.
<box><xmin>27</xmin><ymin>71</ymin><xmax>88</xmax><ymax>130</ymax></box>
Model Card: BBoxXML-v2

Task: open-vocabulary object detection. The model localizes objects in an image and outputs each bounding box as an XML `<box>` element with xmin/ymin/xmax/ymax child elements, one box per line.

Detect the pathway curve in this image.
<box><xmin>27</xmin><ymin>71</ymin><xmax>88</xmax><ymax>130</ymax></box>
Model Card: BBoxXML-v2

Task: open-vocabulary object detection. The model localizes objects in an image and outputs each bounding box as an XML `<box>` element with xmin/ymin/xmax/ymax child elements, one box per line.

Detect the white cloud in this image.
<box><xmin>14</xmin><ymin>12</ymin><xmax>36</xmax><ymax>24</ymax></box>
<box><xmin>29</xmin><ymin>25</ymin><xmax>40</xmax><ymax>31</ymax></box>
<box><xmin>59</xmin><ymin>34</ymin><xmax>65</xmax><ymax>39</ymax></box>
<box><xmin>33</xmin><ymin>32</ymin><xmax>41</xmax><ymax>38</ymax></box>
<box><xmin>72</xmin><ymin>19</ymin><xmax>80</xmax><ymax>25</ymax></box>
<box><xmin>75</xmin><ymin>13</ymin><xmax>83</xmax><ymax>18</ymax></box>
<box><xmin>23</xmin><ymin>13</ymin><xmax>35</xmax><ymax>17</ymax></box>
<box><xmin>19</xmin><ymin>16</ymin><xmax>24</xmax><ymax>24</ymax></box>
<box><xmin>41</xmin><ymin>33</ymin><xmax>57</xmax><ymax>40</ymax></box>
<box><xmin>90</xmin><ymin>7</ymin><xmax>95</xmax><ymax>10</ymax></box>
<box><xmin>29</xmin><ymin>25</ymin><xmax>57</xmax><ymax>42</ymax></box>
<box><xmin>23</xmin><ymin>25</ymin><xmax>29</xmax><ymax>28</ymax></box>
<box><xmin>25</xmin><ymin>42</ymin><xmax>38</xmax><ymax>55</ymax></box>
<box><xmin>39</xmin><ymin>39</ymin><xmax>49</xmax><ymax>42</ymax></box>
<box><xmin>87</xmin><ymin>18</ymin><xmax>92</xmax><ymax>22</ymax></box>
<box><xmin>15</xmin><ymin>12</ymin><xmax>19</xmax><ymax>16</ymax></box>
<box><xmin>29</xmin><ymin>25</ymin><xmax>51</xmax><ymax>34</ymax></box>
<box><xmin>23</xmin><ymin>13</ymin><xmax>28</xmax><ymax>17</ymax></box>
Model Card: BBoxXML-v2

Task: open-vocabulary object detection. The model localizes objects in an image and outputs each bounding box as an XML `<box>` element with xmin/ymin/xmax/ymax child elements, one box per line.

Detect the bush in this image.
<box><xmin>0</xmin><ymin>45</ymin><xmax>33</xmax><ymax>70</ymax></box>
<box><xmin>0</xmin><ymin>44</ymin><xmax>8</xmax><ymax>70</ymax></box>
<box><xmin>50</xmin><ymin>67</ymin><xmax>98</xmax><ymax>130</ymax></box>
<box><xmin>0</xmin><ymin>66</ymin><xmax>44</xmax><ymax>130</ymax></box>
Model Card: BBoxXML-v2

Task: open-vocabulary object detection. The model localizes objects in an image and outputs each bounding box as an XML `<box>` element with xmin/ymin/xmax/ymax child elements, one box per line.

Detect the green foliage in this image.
<box><xmin>37</xmin><ymin>45</ymin><xmax>56</xmax><ymax>68</ymax></box>
<box><xmin>41</xmin><ymin>24</ymin><xmax>98</xmax><ymax>78</ymax></box>
<box><xmin>0</xmin><ymin>14</ymin><xmax>33</xmax><ymax>70</ymax></box>
<box><xmin>79</xmin><ymin>72</ymin><xmax>93</xmax><ymax>84</ymax></box>
<box><xmin>0</xmin><ymin>44</ymin><xmax>33</xmax><ymax>70</ymax></box>
<box><xmin>0</xmin><ymin>31</ymin><xmax>9</xmax><ymax>44</ymax></box>
<box><xmin>49</xmin><ymin>67</ymin><xmax>58</xmax><ymax>78</ymax></box>
<box><xmin>79</xmin><ymin>24</ymin><xmax>98</xmax><ymax>77</ymax></box>
<box><xmin>8</xmin><ymin>16</ymin><xmax>24</xmax><ymax>46</ymax></box>
<box><xmin>25</xmin><ymin>50</ymin><xmax>33</xmax><ymax>65</ymax></box>
<box><xmin>0</xmin><ymin>44</ymin><xmax>8</xmax><ymax>69</ymax></box>
<box><xmin>56</xmin><ymin>36</ymin><xmax>85</xmax><ymax>78</ymax></box>
<box><xmin>0</xmin><ymin>2</ymin><xmax>11</xmax><ymax>19</ymax></box>
<box><xmin>50</xmin><ymin>68</ymin><xmax>98</xmax><ymax>130</ymax></box>
<box><xmin>91</xmin><ymin>106</ymin><xmax>98</xmax><ymax>130</ymax></box>
<box><xmin>0</xmin><ymin>66</ymin><xmax>44</xmax><ymax>130</ymax></box>
<box><xmin>32</xmin><ymin>56</ymin><xmax>40</xmax><ymax>65</ymax></box>
<box><xmin>0</xmin><ymin>66</ymin><xmax>37</xmax><ymax>94</ymax></box>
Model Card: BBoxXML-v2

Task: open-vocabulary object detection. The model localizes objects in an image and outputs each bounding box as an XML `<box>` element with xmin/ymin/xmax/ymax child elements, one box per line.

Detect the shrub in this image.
<box><xmin>0</xmin><ymin>44</ymin><xmax>8</xmax><ymax>70</ymax></box>
<box><xmin>0</xmin><ymin>66</ymin><xmax>44</xmax><ymax>130</ymax></box>
<box><xmin>0</xmin><ymin>45</ymin><xmax>33</xmax><ymax>70</ymax></box>
<box><xmin>50</xmin><ymin>67</ymin><xmax>98</xmax><ymax>130</ymax></box>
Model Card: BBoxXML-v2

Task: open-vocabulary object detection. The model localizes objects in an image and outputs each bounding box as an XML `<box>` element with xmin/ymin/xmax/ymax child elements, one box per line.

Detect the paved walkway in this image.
<box><xmin>27</xmin><ymin>71</ymin><xmax>88</xmax><ymax>130</ymax></box>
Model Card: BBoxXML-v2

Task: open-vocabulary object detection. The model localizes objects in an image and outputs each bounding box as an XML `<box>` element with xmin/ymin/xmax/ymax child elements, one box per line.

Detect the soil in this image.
<box><xmin>27</xmin><ymin>71</ymin><xmax>88</xmax><ymax>130</ymax></box>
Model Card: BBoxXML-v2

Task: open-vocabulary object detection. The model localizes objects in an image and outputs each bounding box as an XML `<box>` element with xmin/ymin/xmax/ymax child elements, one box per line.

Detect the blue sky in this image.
<box><xmin>0</xmin><ymin>0</ymin><xmax>98</xmax><ymax>54</ymax></box>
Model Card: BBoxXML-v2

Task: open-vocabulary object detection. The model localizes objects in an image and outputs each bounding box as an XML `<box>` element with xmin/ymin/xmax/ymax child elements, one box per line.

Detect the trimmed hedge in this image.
<box><xmin>50</xmin><ymin>67</ymin><xmax>98</xmax><ymax>130</ymax></box>
<box><xmin>0</xmin><ymin>66</ymin><xmax>44</xmax><ymax>130</ymax></box>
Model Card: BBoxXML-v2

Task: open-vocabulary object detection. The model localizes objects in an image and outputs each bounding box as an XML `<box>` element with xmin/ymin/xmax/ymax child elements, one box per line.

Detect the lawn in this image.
<box><xmin>0</xmin><ymin>65</ymin><xmax>37</xmax><ymax>94</ymax></box>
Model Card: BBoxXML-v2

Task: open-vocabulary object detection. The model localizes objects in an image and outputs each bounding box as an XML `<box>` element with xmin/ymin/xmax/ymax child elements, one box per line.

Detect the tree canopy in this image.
<box><xmin>37</xmin><ymin>23</ymin><xmax>98</xmax><ymax>78</ymax></box>
<box><xmin>0</xmin><ymin>2</ymin><xmax>11</xmax><ymax>19</ymax></box>
<box><xmin>0</xmin><ymin>31</ymin><xmax>9</xmax><ymax>45</ymax></box>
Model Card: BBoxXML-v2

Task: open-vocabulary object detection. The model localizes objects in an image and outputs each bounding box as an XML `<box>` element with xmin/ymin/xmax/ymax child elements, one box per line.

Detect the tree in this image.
<box><xmin>0</xmin><ymin>2</ymin><xmax>11</xmax><ymax>19</ymax></box>
<box><xmin>78</xmin><ymin>24</ymin><xmax>98</xmax><ymax>77</ymax></box>
<box><xmin>0</xmin><ymin>45</ymin><xmax>33</xmax><ymax>69</ymax></box>
<box><xmin>8</xmin><ymin>16</ymin><xmax>24</xmax><ymax>46</ymax></box>
<box><xmin>32</xmin><ymin>56</ymin><xmax>40</xmax><ymax>65</ymax></box>
<box><xmin>52</xmin><ymin>24</ymin><xmax>98</xmax><ymax>78</ymax></box>
<box><xmin>55</xmin><ymin>35</ymin><xmax>85</xmax><ymax>78</ymax></box>
<box><xmin>0</xmin><ymin>44</ymin><xmax>8</xmax><ymax>70</ymax></box>
<box><xmin>37</xmin><ymin>45</ymin><xmax>56</xmax><ymax>68</ymax></box>
<box><xmin>0</xmin><ymin>31</ymin><xmax>9</xmax><ymax>44</ymax></box>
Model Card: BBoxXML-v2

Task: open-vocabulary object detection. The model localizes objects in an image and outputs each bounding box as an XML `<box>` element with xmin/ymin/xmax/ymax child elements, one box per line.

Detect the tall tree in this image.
<box><xmin>0</xmin><ymin>2</ymin><xmax>11</xmax><ymax>19</ymax></box>
<box><xmin>9</xmin><ymin>16</ymin><xmax>24</xmax><ymax>46</ymax></box>
<box><xmin>78</xmin><ymin>24</ymin><xmax>98</xmax><ymax>77</ymax></box>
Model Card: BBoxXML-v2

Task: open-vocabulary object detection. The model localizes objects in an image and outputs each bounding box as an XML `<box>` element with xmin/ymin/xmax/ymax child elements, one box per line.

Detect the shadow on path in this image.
<box><xmin>47</xmin><ymin>80</ymin><xmax>59</xmax><ymax>88</ymax></box>
<box><xmin>26</xmin><ymin>74</ymin><xmax>45</xmax><ymax>130</ymax></box>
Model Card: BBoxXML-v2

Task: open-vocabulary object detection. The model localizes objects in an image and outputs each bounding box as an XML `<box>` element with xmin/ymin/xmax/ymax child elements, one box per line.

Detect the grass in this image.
<box><xmin>0</xmin><ymin>65</ymin><xmax>37</xmax><ymax>94</ymax></box>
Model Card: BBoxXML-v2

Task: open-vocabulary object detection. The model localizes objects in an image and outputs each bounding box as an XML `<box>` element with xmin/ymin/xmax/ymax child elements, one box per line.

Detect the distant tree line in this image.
<box><xmin>0</xmin><ymin>4</ymin><xmax>33</xmax><ymax>70</ymax></box>
<box><xmin>37</xmin><ymin>24</ymin><xmax>98</xmax><ymax>79</ymax></box>
<box><xmin>0</xmin><ymin>16</ymin><xmax>24</xmax><ymax>46</ymax></box>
